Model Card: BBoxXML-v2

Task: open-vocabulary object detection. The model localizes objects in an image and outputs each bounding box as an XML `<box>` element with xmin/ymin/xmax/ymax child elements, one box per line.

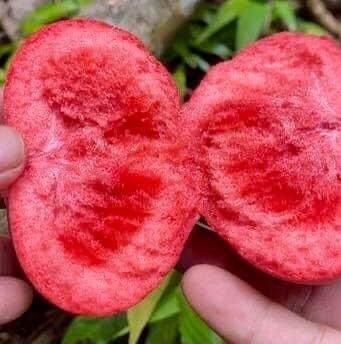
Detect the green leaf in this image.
<box><xmin>0</xmin><ymin>69</ymin><xmax>6</xmax><ymax>85</ymax></box>
<box><xmin>189</xmin><ymin>24</ymin><xmax>206</xmax><ymax>42</ymax></box>
<box><xmin>274</xmin><ymin>0</ymin><xmax>298</xmax><ymax>31</ymax></box>
<box><xmin>173</xmin><ymin>38</ymin><xmax>197</xmax><ymax>68</ymax></box>
<box><xmin>127</xmin><ymin>273</ymin><xmax>172</xmax><ymax>344</ymax></box>
<box><xmin>150</xmin><ymin>271</ymin><xmax>181</xmax><ymax>323</ymax></box>
<box><xmin>300</xmin><ymin>21</ymin><xmax>330</xmax><ymax>36</ymax></box>
<box><xmin>172</xmin><ymin>38</ymin><xmax>210</xmax><ymax>71</ymax></box>
<box><xmin>146</xmin><ymin>316</ymin><xmax>179</xmax><ymax>344</ymax></box>
<box><xmin>62</xmin><ymin>315</ymin><xmax>128</xmax><ymax>344</ymax></box>
<box><xmin>195</xmin><ymin>41</ymin><xmax>232</xmax><ymax>59</ymax></box>
<box><xmin>173</xmin><ymin>64</ymin><xmax>187</xmax><ymax>99</ymax></box>
<box><xmin>21</xmin><ymin>0</ymin><xmax>91</xmax><ymax>35</ymax></box>
<box><xmin>191</xmin><ymin>55</ymin><xmax>210</xmax><ymax>72</ymax></box>
<box><xmin>236</xmin><ymin>2</ymin><xmax>271</xmax><ymax>51</ymax></box>
<box><xmin>178</xmin><ymin>291</ymin><xmax>223</xmax><ymax>344</ymax></box>
<box><xmin>4</xmin><ymin>41</ymin><xmax>22</xmax><ymax>72</ymax></box>
<box><xmin>0</xmin><ymin>42</ymin><xmax>19</xmax><ymax>84</ymax></box>
<box><xmin>161</xmin><ymin>47</ymin><xmax>179</xmax><ymax>65</ymax></box>
<box><xmin>0</xmin><ymin>43</ymin><xmax>17</xmax><ymax>59</ymax></box>
<box><xmin>150</xmin><ymin>288</ymin><xmax>180</xmax><ymax>323</ymax></box>
<box><xmin>192</xmin><ymin>3</ymin><xmax>218</xmax><ymax>24</ymax></box>
<box><xmin>149</xmin><ymin>271</ymin><xmax>181</xmax><ymax>322</ymax></box>
<box><xmin>160</xmin><ymin>270</ymin><xmax>182</xmax><ymax>296</ymax></box>
<box><xmin>196</xmin><ymin>0</ymin><xmax>249</xmax><ymax>44</ymax></box>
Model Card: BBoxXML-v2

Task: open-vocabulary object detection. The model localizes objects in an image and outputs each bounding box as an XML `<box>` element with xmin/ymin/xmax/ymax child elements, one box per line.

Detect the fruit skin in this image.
<box><xmin>183</xmin><ymin>32</ymin><xmax>341</xmax><ymax>284</ymax></box>
<box><xmin>5</xmin><ymin>19</ymin><xmax>198</xmax><ymax>315</ymax></box>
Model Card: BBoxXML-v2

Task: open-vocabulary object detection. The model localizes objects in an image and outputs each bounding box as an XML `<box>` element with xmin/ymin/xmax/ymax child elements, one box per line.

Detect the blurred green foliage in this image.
<box><xmin>0</xmin><ymin>0</ymin><xmax>91</xmax><ymax>84</ymax></box>
<box><xmin>62</xmin><ymin>271</ymin><xmax>225</xmax><ymax>344</ymax></box>
<box><xmin>21</xmin><ymin>0</ymin><xmax>91</xmax><ymax>35</ymax></box>
<box><xmin>0</xmin><ymin>0</ymin><xmax>332</xmax><ymax>343</ymax></box>
<box><xmin>162</xmin><ymin>0</ymin><xmax>329</xmax><ymax>99</ymax></box>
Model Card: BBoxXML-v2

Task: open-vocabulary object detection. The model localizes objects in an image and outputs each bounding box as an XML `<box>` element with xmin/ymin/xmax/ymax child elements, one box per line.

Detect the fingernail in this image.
<box><xmin>0</xmin><ymin>126</ymin><xmax>25</xmax><ymax>173</ymax></box>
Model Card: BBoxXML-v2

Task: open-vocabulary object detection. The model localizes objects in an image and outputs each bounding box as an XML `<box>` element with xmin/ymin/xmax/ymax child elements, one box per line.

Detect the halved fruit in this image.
<box><xmin>184</xmin><ymin>32</ymin><xmax>341</xmax><ymax>283</ymax></box>
<box><xmin>5</xmin><ymin>19</ymin><xmax>198</xmax><ymax>315</ymax></box>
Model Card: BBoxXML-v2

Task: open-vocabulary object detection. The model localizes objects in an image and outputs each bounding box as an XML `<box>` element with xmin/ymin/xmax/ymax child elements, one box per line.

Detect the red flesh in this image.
<box><xmin>184</xmin><ymin>33</ymin><xmax>341</xmax><ymax>283</ymax></box>
<box><xmin>6</xmin><ymin>23</ymin><xmax>341</xmax><ymax>312</ymax></box>
<box><xmin>5</xmin><ymin>20</ymin><xmax>198</xmax><ymax>315</ymax></box>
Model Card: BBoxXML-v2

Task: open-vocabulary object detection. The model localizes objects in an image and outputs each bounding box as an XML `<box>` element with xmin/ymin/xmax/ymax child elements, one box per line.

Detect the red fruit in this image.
<box><xmin>184</xmin><ymin>32</ymin><xmax>341</xmax><ymax>283</ymax></box>
<box><xmin>5</xmin><ymin>19</ymin><xmax>198</xmax><ymax>315</ymax></box>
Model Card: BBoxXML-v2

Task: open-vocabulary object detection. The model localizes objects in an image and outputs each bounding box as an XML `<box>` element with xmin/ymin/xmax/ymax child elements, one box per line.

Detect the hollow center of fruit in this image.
<box><xmin>204</xmin><ymin>103</ymin><xmax>339</xmax><ymax>221</ymax></box>
<box><xmin>58</xmin><ymin>169</ymin><xmax>163</xmax><ymax>265</ymax></box>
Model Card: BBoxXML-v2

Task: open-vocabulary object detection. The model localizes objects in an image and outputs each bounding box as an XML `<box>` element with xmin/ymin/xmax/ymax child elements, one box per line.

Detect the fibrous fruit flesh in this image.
<box><xmin>6</xmin><ymin>23</ymin><xmax>341</xmax><ymax>313</ymax></box>
<box><xmin>5</xmin><ymin>20</ymin><xmax>198</xmax><ymax>315</ymax></box>
<box><xmin>184</xmin><ymin>32</ymin><xmax>341</xmax><ymax>283</ymax></box>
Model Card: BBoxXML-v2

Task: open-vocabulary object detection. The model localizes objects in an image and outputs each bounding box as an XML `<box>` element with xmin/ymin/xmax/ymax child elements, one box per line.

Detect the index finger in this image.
<box><xmin>178</xmin><ymin>226</ymin><xmax>309</xmax><ymax>308</ymax></box>
<box><xmin>183</xmin><ymin>265</ymin><xmax>341</xmax><ymax>344</ymax></box>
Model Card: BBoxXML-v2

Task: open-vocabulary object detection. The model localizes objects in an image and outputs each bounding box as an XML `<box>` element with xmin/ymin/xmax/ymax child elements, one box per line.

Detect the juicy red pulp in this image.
<box><xmin>58</xmin><ymin>170</ymin><xmax>163</xmax><ymax>266</ymax></box>
<box><xmin>6</xmin><ymin>21</ymin><xmax>341</xmax><ymax>317</ymax></box>
<box><xmin>37</xmin><ymin>46</ymin><xmax>167</xmax><ymax>265</ymax></box>
<box><xmin>185</xmin><ymin>32</ymin><xmax>341</xmax><ymax>283</ymax></box>
<box><xmin>5</xmin><ymin>20</ymin><xmax>197</xmax><ymax>315</ymax></box>
<box><xmin>203</xmin><ymin>101</ymin><xmax>338</xmax><ymax>220</ymax></box>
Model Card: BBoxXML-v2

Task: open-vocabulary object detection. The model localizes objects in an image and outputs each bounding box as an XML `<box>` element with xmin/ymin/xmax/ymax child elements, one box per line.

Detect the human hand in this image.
<box><xmin>0</xmin><ymin>92</ymin><xmax>32</xmax><ymax>325</ymax></box>
<box><xmin>180</xmin><ymin>226</ymin><xmax>341</xmax><ymax>344</ymax></box>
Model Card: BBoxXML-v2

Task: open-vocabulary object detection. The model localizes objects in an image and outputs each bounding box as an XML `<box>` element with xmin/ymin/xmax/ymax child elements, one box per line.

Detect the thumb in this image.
<box><xmin>0</xmin><ymin>126</ymin><xmax>25</xmax><ymax>191</ymax></box>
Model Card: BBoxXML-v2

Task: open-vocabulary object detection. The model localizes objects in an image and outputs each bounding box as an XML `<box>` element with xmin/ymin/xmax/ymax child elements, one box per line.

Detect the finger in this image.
<box><xmin>180</xmin><ymin>227</ymin><xmax>341</xmax><ymax>330</ymax></box>
<box><xmin>0</xmin><ymin>276</ymin><xmax>33</xmax><ymax>325</ymax></box>
<box><xmin>0</xmin><ymin>235</ymin><xmax>22</xmax><ymax>276</ymax></box>
<box><xmin>179</xmin><ymin>226</ymin><xmax>311</xmax><ymax>309</ymax></box>
<box><xmin>0</xmin><ymin>126</ymin><xmax>25</xmax><ymax>190</ymax></box>
<box><xmin>182</xmin><ymin>265</ymin><xmax>341</xmax><ymax>344</ymax></box>
<box><xmin>300</xmin><ymin>279</ymin><xmax>341</xmax><ymax>330</ymax></box>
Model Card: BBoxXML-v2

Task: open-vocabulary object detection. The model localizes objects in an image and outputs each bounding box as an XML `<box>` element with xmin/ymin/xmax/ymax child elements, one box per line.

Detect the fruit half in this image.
<box><xmin>5</xmin><ymin>19</ymin><xmax>198</xmax><ymax>315</ymax></box>
<box><xmin>184</xmin><ymin>32</ymin><xmax>341</xmax><ymax>283</ymax></box>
